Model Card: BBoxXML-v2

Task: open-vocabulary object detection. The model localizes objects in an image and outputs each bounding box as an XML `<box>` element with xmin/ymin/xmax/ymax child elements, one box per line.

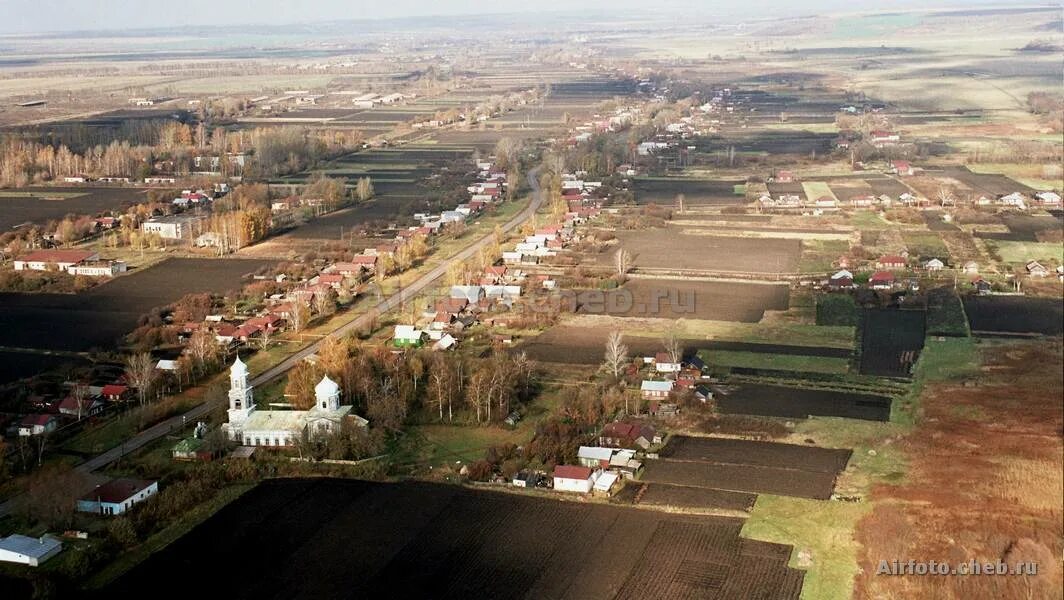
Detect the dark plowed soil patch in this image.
<box><xmin>711</xmin><ymin>383</ymin><xmax>892</xmax><ymax>421</ymax></box>
<box><xmin>106</xmin><ymin>478</ymin><xmax>804</xmax><ymax>600</ymax></box>
<box><xmin>963</xmin><ymin>296</ymin><xmax>1064</xmax><ymax>336</ymax></box>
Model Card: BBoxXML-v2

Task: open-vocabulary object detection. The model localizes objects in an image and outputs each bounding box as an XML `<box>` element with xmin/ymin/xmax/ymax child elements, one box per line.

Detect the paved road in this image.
<box><xmin>0</xmin><ymin>166</ymin><xmax>544</xmax><ymax>518</ymax></box>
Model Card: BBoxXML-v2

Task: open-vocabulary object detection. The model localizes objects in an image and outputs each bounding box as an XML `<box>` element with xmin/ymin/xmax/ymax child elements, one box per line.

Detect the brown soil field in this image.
<box><xmin>517</xmin><ymin>325</ymin><xmax>846</xmax><ymax>365</ymax></box>
<box><xmin>660</xmin><ymin>435</ymin><xmax>852</xmax><ymax>474</ymax></box>
<box><xmin>598</xmin><ymin>230</ymin><xmax>801</xmax><ymax>273</ymax></box>
<box><xmin>711</xmin><ymin>383</ymin><xmax>892</xmax><ymax>422</ymax></box>
<box><xmin>0</xmin><ymin>258</ymin><xmax>273</xmax><ymax>351</ymax></box>
<box><xmin>107</xmin><ymin>478</ymin><xmax>804</xmax><ymax>600</ymax></box>
<box><xmin>854</xmin><ymin>341</ymin><xmax>1064</xmax><ymax>599</ymax></box>
<box><xmin>620</xmin><ymin>482</ymin><xmax>758</xmax><ymax>512</ymax></box>
<box><xmin>0</xmin><ymin>186</ymin><xmax>151</xmax><ymax>230</ymax></box>
<box><xmin>642</xmin><ymin>458</ymin><xmax>841</xmax><ymax>500</ymax></box>
<box><xmin>568</xmin><ymin>279</ymin><xmax>789</xmax><ymax>321</ymax></box>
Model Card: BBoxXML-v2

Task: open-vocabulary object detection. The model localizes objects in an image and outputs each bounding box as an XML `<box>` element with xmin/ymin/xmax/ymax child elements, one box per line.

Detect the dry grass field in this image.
<box><xmin>854</xmin><ymin>341</ymin><xmax>1064</xmax><ymax>599</ymax></box>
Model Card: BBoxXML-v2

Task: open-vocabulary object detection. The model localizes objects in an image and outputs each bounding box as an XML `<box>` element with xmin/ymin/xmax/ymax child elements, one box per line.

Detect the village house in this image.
<box><xmin>100</xmin><ymin>384</ymin><xmax>129</xmax><ymax>402</ymax></box>
<box><xmin>891</xmin><ymin>160</ymin><xmax>914</xmax><ymax>176</ymax></box>
<box><xmin>77</xmin><ymin>478</ymin><xmax>158</xmax><ymax>516</ymax></box>
<box><xmin>869</xmin><ymin>130</ymin><xmax>900</xmax><ymax>147</ymax></box>
<box><xmin>972</xmin><ymin>278</ymin><xmax>993</xmax><ymax>295</ymax></box>
<box><xmin>577</xmin><ymin>446</ymin><xmax>616</xmax><ymax>470</ymax></box>
<box><xmin>869</xmin><ymin>271</ymin><xmax>896</xmax><ymax>290</ymax></box>
<box><xmin>393</xmin><ymin>325</ymin><xmax>427</xmax><ymax>348</ymax></box>
<box><xmin>851</xmin><ymin>195</ymin><xmax>876</xmax><ymax>209</ymax></box>
<box><xmin>14</xmin><ymin>249</ymin><xmax>99</xmax><ymax>272</ymax></box>
<box><xmin>1034</xmin><ymin>191</ymin><xmax>1061</xmax><ymax>206</ymax></box>
<box><xmin>962</xmin><ymin>261</ymin><xmax>979</xmax><ymax>275</ymax></box>
<box><xmin>18</xmin><ymin>414</ymin><xmax>57</xmax><ymax>437</ymax></box>
<box><xmin>593</xmin><ymin>471</ymin><xmax>620</xmax><ymax>496</ymax></box>
<box><xmin>552</xmin><ymin>465</ymin><xmax>598</xmax><ymax>493</ymax></box>
<box><xmin>57</xmin><ymin>396</ymin><xmax>104</xmax><ymax>419</ymax></box>
<box><xmin>1025</xmin><ymin>261</ymin><xmax>1049</xmax><ymax>278</ymax></box>
<box><xmin>924</xmin><ymin>258</ymin><xmax>945</xmax><ymax>272</ymax></box>
<box><xmin>640</xmin><ymin>380</ymin><xmax>673</xmax><ymax>401</ymax></box>
<box><xmin>142</xmin><ymin>215</ymin><xmax>204</xmax><ymax>240</ymax></box>
<box><xmin>599</xmin><ymin>421</ymin><xmax>660</xmax><ymax>450</ymax></box>
<box><xmin>67</xmin><ymin>260</ymin><xmax>127</xmax><ymax>277</ymax></box>
<box><xmin>875</xmin><ymin>255</ymin><xmax>907</xmax><ymax>270</ymax></box>
<box><xmin>828</xmin><ymin>270</ymin><xmax>855</xmax><ymax>290</ymax></box>
<box><xmin>0</xmin><ymin>535</ymin><xmax>63</xmax><ymax>567</ymax></box>
<box><xmin>653</xmin><ymin>353</ymin><xmax>681</xmax><ymax>374</ymax></box>
<box><xmin>998</xmin><ymin>192</ymin><xmax>1027</xmax><ymax>210</ymax></box>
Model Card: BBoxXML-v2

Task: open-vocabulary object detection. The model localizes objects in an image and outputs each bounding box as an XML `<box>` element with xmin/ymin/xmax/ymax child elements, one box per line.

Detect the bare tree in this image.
<box><xmin>70</xmin><ymin>383</ymin><xmax>87</xmax><ymax>421</ymax></box>
<box><xmin>289</xmin><ymin>299</ymin><xmax>311</xmax><ymax>332</ymax></box>
<box><xmin>259</xmin><ymin>325</ymin><xmax>272</xmax><ymax>350</ymax></box>
<box><xmin>614</xmin><ymin>247</ymin><xmax>634</xmax><ymax>281</ymax></box>
<box><xmin>186</xmin><ymin>328</ymin><xmax>218</xmax><ymax>379</ymax></box>
<box><xmin>663</xmin><ymin>326</ymin><xmax>683</xmax><ymax>365</ymax></box>
<box><xmin>125</xmin><ymin>352</ymin><xmax>155</xmax><ymax>407</ymax></box>
<box><xmin>603</xmin><ymin>331</ymin><xmax>629</xmax><ymax>379</ymax></box>
<box><xmin>466</xmin><ymin>369</ymin><xmax>490</xmax><ymax>423</ymax></box>
<box><xmin>936</xmin><ymin>186</ymin><xmax>955</xmax><ymax>207</ymax></box>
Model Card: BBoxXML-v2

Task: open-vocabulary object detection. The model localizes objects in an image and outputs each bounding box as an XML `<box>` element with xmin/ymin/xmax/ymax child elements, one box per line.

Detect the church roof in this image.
<box><xmin>231</xmin><ymin>356</ymin><xmax>248</xmax><ymax>374</ymax></box>
<box><xmin>315</xmin><ymin>375</ymin><xmax>340</xmax><ymax>398</ymax></box>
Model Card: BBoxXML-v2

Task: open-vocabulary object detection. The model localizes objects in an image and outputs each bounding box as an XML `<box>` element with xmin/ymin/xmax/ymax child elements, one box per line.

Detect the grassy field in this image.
<box><xmin>847</xmin><ymin>211</ymin><xmax>889</xmax><ymax>230</ymax></box>
<box><xmin>743</xmin><ymin>495</ymin><xmax>870</xmax><ymax>600</ymax></box>
<box><xmin>701</xmin><ymin>349</ymin><xmax>851</xmax><ymax>374</ymax></box>
<box><xmin>0</xmin><ymin>191</ymin><xmax>88</xmax><ymax>199</ymax></box>
<box><xmin>968</xmin><ymin>163</ymin><xmax>1064</xmax><ymax>191</ymax></box>
<box><xmin>565</xmin><ymin>315</ymin><xmax>856</xmax><ymax>349</ymax></box>
<box><xmin>801</xmin><ymin>181</ymin><xmax>837</xmax><ymax>202</ymax></box>
<box><xmin>901</xmin><ymin>231</ymin><xmax>949</xmax><ymax>259</ymax></box>
<box><xmin>985</xmin><ymin>240</ymin><xmax>1063</xmax><ymax>264</ymax></box>
<box><xmin>799</xmin><ymin>239</ymin><xmax>849</xmax><ymax>273</ymax></box>
<box><xmin>761</xmin><ymin>122</ymin><xmax>839</xmax><ymax>134</ymax></box>
<box><xmin>895</xmin><ymin>336</ymin><xmax>979</xmax><ymax>427</ymax></box>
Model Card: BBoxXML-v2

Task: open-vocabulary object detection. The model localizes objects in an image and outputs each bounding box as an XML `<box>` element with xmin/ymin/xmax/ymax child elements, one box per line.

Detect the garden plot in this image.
<box><xmin>107</xmin><ymin>478</ymin><xmax>804</xmax><ymax>600</ymax></box>
<box><xmin>600</xmin><ymin>230</ymin><xmax>801</xmax><ymax>273</ymax></box>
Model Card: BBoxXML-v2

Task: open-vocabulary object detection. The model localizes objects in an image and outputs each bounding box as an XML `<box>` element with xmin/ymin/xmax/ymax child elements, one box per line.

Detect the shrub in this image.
<box><xmin>816</xmin><ymin>293</ymin><xmax>858</xmax><ymax>326</ymax></box>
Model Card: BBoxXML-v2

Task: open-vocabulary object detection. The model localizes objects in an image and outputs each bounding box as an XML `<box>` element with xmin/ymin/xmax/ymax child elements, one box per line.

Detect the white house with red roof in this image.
<box><xmin>18</xmin><ymin>414</ymin><xmax>58</xmax><ymax>437</ymax></box>
<box><xmin>552</xmin><ymin>465</ymin><xmax>598</xmax><ymax>493</ymax></box>
<box><xmin>875</xmin><ymin>255</ymin><xmax>907</xmax><ymax>270</ymax></box>
<box><xmin>14</xmin><ymin>250</ymin><xmax>98</xmax><ymax>272</ymax></box>
<box><xmin>77</xmin><ymin>478</ymin><xmax>158</xmax><ymax>516</ymax></box>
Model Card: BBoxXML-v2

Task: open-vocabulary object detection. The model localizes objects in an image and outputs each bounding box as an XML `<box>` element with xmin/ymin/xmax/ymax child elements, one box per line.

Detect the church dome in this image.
<box><xmin>231</xmin><ymin>356</ymin><xmax>248</xmax><ymax>374</ymax></box>
<box><xmin>315</xmin><ymin>375</ymin><xmax>340</xmax><ymax>398</ymax></box>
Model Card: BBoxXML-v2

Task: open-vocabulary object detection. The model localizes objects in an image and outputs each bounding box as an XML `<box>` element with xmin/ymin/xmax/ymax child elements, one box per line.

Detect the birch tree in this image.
<box><xmin>125</xmin><ymin>352</ymin><xmax>155</xmax><ymax>407</ymax></box>
<box><xmin>603</xmin><ymin>331</ymin><xmax>629</xmax><ymax>379</ymax></box>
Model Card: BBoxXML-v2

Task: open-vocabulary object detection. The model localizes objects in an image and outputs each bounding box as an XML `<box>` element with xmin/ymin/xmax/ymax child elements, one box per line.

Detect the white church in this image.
<box><xmin>223</xmin><ymin>357</ymin><xmax>365</xmax><ymax>447</ymax></box>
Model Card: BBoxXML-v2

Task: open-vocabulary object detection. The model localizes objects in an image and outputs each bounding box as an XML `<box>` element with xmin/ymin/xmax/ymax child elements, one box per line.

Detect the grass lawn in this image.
<box><xmin>801</xmin><ymin>181</ymin><xmax>837</xmax><ymax>202</ymax></box>
<box><xmin>799</xmin><ymin>239</ymin><xmax>849</xmax><ymax>273</ymax></box>
<box><xmin>701</xmin><ymin>350</ymin><xmax>850</xmax><ymax>374</ymax></box>
<box><xmin>985</xmin><ymin>240</ymin><xmax>1063</xmax><ymax>264</ymax></box>
<box><xmin>83</xmin><ymin>484</ymin><xmax>254</xmax><ymax>589</ymax></box>
<box><xmin>395</xmin><ymin>425</ymin><xmax>529</xmax><ymax>467</ymax></box>
<box><xmin>600</xmin><ymin>317</ymin><xmax>857</xmax><ymax>349</ymax></box>
<box><xmin>760</xmin><ymin>122</ymin><xmax>838</xmax><ymax>134</ymax></box>
<box><xmin>0</xmin><ymin>191</ymin><xmax>89</xmax><ymax>199</ymax></box>
<box><xmin>847</xmin><ymin>211</ymin><xmax>889</xmax><ymax>230</ymax></box>
<box><xmin>900</xmin><ymin>231</ymin><xmax>949</xmax><ymax>260</ymax></box>
<box><xmin>742</xmin><ymin>495</ymin><xmax>871</xmax><ymax>600</ymax></box>
<box><xmin>894</xmin><ymin>336</ymin><xmax>979</xmax><ymax>426</ymax></box>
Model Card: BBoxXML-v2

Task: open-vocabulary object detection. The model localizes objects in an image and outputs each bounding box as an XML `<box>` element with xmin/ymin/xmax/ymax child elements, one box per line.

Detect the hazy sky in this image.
<box><xmin>0</xmin><ymin>0</ymin><xmax>1015</xmax><ymax>34</ymax></box>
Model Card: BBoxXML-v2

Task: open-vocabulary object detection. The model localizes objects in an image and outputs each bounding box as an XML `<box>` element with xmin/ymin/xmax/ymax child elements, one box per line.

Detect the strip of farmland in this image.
<box><xmin>106</xmin><ymin>478</ymin><xmax>804</xmax><ymax>600</ymax></box>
